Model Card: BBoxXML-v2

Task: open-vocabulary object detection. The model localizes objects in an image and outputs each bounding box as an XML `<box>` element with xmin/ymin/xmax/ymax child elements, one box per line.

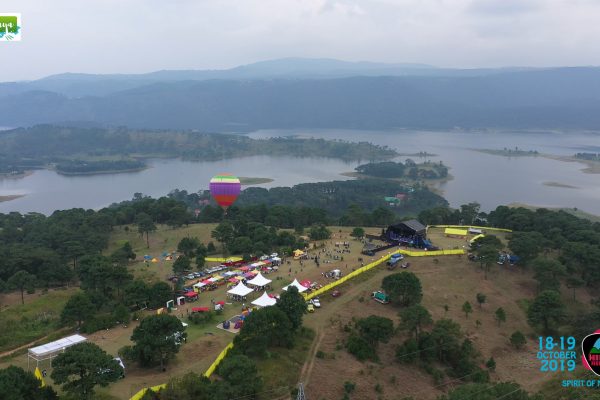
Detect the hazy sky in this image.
<box><xmin>3</xmin><ymin>0</ymin><xmax>600</xmax><ymax>81</ymax></box>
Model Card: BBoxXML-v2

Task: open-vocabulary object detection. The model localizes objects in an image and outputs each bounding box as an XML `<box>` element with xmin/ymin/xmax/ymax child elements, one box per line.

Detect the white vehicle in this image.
<box><xmin>270</xmin><ymin>253</ymin><xmax>279</xmax><ymax>258</ymax></box>
<box><xmin>259</xmin><ymin>255</ymin><xmax>269</xmax><ymax>261</ymax></box>
<box><xmin>325</xmin><ymin>269</ymin><xmax>342</xmax><ymax>280</ymax></box>
<box><xmin>311</xmin><ymin>298</ymin><xmax>321</xmax><ymax>308</ymax></box>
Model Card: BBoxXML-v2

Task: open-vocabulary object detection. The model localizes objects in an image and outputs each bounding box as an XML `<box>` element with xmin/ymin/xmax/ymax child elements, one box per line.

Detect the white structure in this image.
<box><xmin>227</xmin><ymin>282</ymin><xmax>254</xmax><ymax>297</ymax></box>
<box><xmin>28</xmin><ymin>334</ymin><xmax>87</xmax><ymax>369</ymax></box>
<box><xmin>282</xmin><ymin>278</ymin><xmax>308</xmax><ymax>293</ymax></box>
<box><xmin>247</xmin><ymin>272</ymin><xmax>272</xmax><ymax>288</ymax></box>
<box><xmin>251</xmin><ymin>292</ymin><xmax>277</xmax><ymax>307</ymax></box>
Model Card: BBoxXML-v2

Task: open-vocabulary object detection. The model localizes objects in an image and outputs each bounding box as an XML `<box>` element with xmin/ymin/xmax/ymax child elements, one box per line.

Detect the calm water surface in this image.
<box><xmin>1</xmin><ymin>130</ymin><xmax>599</xmax><ymax>215</ymax></box>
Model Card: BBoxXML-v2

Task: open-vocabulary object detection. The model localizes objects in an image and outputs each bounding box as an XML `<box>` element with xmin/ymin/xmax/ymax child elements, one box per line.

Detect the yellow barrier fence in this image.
<box><xmin>204</xmin><ymin>342</ymin><xmax>235</xmax><ymax>378</ymax></box>
<box><xmin>130</xmin><ymin>384</ymin><xmax>168</xmax><ymax>400</ymax></box>
<box><xmin>428</xmin><ymin>225</ymin><xmax>512</xmax><ymax>233</ymax></box>
<box><xmin>303</xmin><ymin>247</ymin><xmax>465</xmax><ymax>301</ymax></box>
<box><xmin>131</xmin><ymin>243</ymin><xmax>466</xmax><ymax>398</ymax></box>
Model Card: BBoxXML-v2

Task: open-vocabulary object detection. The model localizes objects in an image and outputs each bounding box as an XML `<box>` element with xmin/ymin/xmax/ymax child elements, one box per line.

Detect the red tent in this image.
<box><xmin>228</xmin><ymin>278</ymin><xmax>238</xmax><ymax>283</ymax></box>
<box><xmin>192</xmin><ymin>307</ymin><xmax>209</xmax><ymax>313</ymax></box>
<box><xmin>300</xmin><ymin>280</ymin><xmax>311</xmax><ymax>288</ymax></box>
<box><xmin>184</xmin><ymin>291</ymin><xmax>198</xmax><ymax>298</ymax></box>
<box><xmin>215</xmin><ymin>301</ymin><xmax>225</xmax><ymax>306</ymax></box>
<box><xmin>201</xmin><ymin>279</ymin><xmax>212</xmax><ymax>285</ymax></box>
<box><xmin>239</xmin><ymin>266</ymin><xmax>250</xmax><ymax>272</ymax></box>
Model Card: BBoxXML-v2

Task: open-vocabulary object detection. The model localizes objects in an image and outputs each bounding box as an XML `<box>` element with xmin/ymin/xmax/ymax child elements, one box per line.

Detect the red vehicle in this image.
<box><xmin>332</xmin><ymin>290</ymin><xmax>342</xmax><ymax>297</ymax></box>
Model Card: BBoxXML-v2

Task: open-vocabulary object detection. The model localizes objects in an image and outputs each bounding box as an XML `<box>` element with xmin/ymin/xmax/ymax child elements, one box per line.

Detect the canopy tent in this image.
<box><xmin>444</xmin><ymin>228</ymin><xmax>468</xmax><ymax>237</ymax></box>
<box><xmin>282</xmin><ymin>279</ymin><xmax>308</xmax><ymax>293</ymax></box>
<box><xmin>28</xmin><ymin>334</ymin><xmax>87</xmax><ymax>368</ymax></box>
<box><xmin>251</xmin><ymin>292</ymin><xmax>277</xmax><ymax>307</ymax></box>
<box><xmin>192</xmin><ymin>307</ymin><xmax>210</xmax><ymax>313</ymax></box>
<box><xmin>469</xmin><ymin>234</ymin><xmax>486</xmax><ymax>244</ymax></box>
<box><xmin>293</xmin><ymin>249</ymin><xmax>305</xmax><ymax>257</ymax></box>
<box><xmin>239</xmin><ymin>266</ymin><xmax>250</xmax><ymax>272</ymax></box>
<box><xmin>300</xmin><ymin>280</ymin><xmax>311</xmax><ymax>288</ymax></box>
<box><xmin>247</xmin><ymin>272</ymin><xmax>272</xmax><ymax>288</ymax></box>
<box><xmin>151</xmin><ymin>258</ymin><xmax>159</xmax><ymax>263</ymax></box>
<box><xmin>184</xmin><ymin>291</ymin><xmax>198</xmax><ymax>299</ymax></box>
<box><xmin>227</xmin><ymin>282</ymin><xmax>254</xmax><ymax>297</ymax></box>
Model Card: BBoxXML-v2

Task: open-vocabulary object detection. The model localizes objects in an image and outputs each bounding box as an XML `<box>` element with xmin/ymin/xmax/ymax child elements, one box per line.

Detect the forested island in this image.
<box><xmin>0</xmin><ymin>125</ymin><xmax>398</xmax><ymax>175</ymax></box>
<box><xmin>352</xmin><ymin>160</ymin><xmax>449</xmax><ymax>180</ymax></box>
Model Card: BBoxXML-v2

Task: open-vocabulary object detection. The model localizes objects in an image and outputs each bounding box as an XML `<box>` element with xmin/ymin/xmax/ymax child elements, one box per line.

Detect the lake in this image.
<box><xmin>0</xmin><ymin>130</ymin><xmax>599</xmax><ymax>215</ymax></box>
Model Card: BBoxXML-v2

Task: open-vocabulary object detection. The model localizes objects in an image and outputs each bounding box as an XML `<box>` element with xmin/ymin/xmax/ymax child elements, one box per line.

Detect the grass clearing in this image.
<box><xmin>254</xmin><ymin>329</ymin><xmax>316</xmax><ymax>399</ymax></box>
<box><xmin>0</xmin><ymin>288</ymin><xmax>78</xmax><ymax>354</ymax></box>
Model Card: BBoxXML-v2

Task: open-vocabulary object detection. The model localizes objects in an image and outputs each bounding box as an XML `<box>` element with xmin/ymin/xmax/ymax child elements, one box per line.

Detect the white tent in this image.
<box><xmin>251</xmin><ymin>292</ymin><xmax>277</xmax><ymax>307</ymax></box>
<box><xmin>247</xmin><ymin>272</ymin><xmax>272</xmax><ymax>288</ymax></box>
<box><xmin>28</xmin><ymin>334</ymin><xmax>87</xmax><ymax>368</ymax></box>
<box><xmin>282</xmin><ymin>278</ymin><xmax>308</xmax><ymax>293</ymax></box>
<box><xmin>227</xmin><ymin>282</ymin><xmax>254</xmax><ymax>297</ymax></box>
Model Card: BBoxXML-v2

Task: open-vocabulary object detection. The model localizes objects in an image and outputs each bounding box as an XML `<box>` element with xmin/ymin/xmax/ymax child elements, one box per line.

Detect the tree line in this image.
<box><xmin>0</xmin><ymin>125</ymin><xmax>398</xmax><ymax>172</ymax></box>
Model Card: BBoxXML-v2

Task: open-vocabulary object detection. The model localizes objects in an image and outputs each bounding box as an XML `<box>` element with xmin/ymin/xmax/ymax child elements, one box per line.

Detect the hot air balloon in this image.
<box><xmin>209</xmin><ymin>174</ymin><xmax>241</xmax><ymax>211</ymax></box>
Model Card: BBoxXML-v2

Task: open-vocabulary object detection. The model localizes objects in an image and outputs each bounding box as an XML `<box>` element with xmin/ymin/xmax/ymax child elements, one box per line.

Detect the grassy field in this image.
<box><xmin>0</xmin><ymin>288</ymin><xmax>79</xmax><ymax>354</ymax></box>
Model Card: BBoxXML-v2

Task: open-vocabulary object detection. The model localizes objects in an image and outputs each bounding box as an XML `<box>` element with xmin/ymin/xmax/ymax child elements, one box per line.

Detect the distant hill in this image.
<box><xmin>0</xmin><ymin>57</ymin><xmax>530</xmax><ymax>98</ymax></box>
<box><xmin>1</xmin><ymin>59</ymin><xmax>600</xmax><ymax>131</ymax></box>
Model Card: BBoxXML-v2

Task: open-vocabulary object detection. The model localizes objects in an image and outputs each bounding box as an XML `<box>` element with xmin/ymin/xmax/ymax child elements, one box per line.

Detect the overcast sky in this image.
<box><xmin>3</xmin><ymin>0</ymin><xmax>600</xmax><ymax>81</ymax></box>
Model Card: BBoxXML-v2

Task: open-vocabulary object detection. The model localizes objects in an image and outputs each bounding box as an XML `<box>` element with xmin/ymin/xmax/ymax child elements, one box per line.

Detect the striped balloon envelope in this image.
<box><xmin>209</xmin><ymin>174</ymin><xmax>241</xmax><ymax>210</ymax></box>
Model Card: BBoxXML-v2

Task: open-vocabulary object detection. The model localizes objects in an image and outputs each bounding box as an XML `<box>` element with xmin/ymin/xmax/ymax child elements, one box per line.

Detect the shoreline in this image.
<box><xmin>543</xmin><ymin>155</ymin><xmax>600</xmax><ymax>174</ymax></box>
<box><xmin>542</xmin><ymin>181</ymin><xmax>579</xmax><ymax>189</ymax></box>
<box><xmin>239</xmin><ymin>177</ymin><xmax>274</xmax><ymax>185</ymax></box>
<box><xmin>0</xmin><ymin>194</ymin><xmax>25</xmax><ymax>203</ymax></box>
<box><xmin>470</xmin><ymin>148</ymin><xmax>600</xmax><ymax>174</ymax></box>
<box><xmin>507</xmin><ymin>202</ymin><xmax>600</xmax><ymax>222</ymax></box>
<box><xmin>0</xmin><ymin>170</ymin><xmax>34</xmax><ymax>180</ymax></box>
<box><xmin>55</xmin><ymin>166</ymin><xmax>149</xmax><ymax>176</ymax></box>
<box><xmin>339</xmin><ymin>171</ymin><xmax>453</xmax><ymax>193</ymax></box>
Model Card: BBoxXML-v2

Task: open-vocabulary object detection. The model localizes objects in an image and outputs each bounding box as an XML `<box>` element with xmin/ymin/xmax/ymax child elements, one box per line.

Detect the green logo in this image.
<box><xmin>0</xmin><ymin>16</ymin><xmax>17</xmax><ymax>33</ymax></box>
<box><xmin>0</xmin><ymin>14</ymin><xmax>21</xmax><ymax>41</ymax></box>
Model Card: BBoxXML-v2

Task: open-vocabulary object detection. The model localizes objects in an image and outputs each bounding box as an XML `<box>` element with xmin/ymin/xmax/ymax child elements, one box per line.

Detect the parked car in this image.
<box><xmin>332</xmin><ymin>290</ymin><xmax>342</xmax><ymax>297</ymax></box>
<box><xmin>311</xmin><ymin>298</ymin><xmax>321</xmax><ymax>308</ymax></box>
<box><xmin>306</xmin><ymin>303</ymin><xmax>315</xmax><ymax>313</ymax></box>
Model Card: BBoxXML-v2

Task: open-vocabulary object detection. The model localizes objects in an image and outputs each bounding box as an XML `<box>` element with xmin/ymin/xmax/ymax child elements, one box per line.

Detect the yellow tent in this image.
<box><xmin>151</xmin><ymin>258</ymin><xmax>159</xmax><ymax>263</ymax></box>
<box><xmin>469</xmin><ymin>234</ymin><xmax>486</xmax><ymax>244</ymax></box>
<box><xmin>444</xmin><ymin>228</ymin><xmax>468</xmax><ymax>237</ymax></box>
<box><xmin>34</xmin><ymin>367</ymin><xmax>46</xmax><ymax>387</ymax></box>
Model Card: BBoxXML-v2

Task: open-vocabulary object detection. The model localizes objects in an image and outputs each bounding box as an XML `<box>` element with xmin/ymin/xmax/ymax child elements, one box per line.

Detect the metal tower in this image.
<box><xmin>296</xmin><ymin>382</ymin><xmax>306</xmax><ymax>400</ymax></box>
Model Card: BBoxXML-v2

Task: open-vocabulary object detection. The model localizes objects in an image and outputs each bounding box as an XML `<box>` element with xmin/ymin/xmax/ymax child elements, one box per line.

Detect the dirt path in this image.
<box><xmin>298</xmin><ymin>330</ymin><xmax>324</xmax><ymax>386</ymax></box>
<box><xmin>0</xmin><ymin>328</ymin><xmax>69</xmax><ymax>359</ymax></box>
